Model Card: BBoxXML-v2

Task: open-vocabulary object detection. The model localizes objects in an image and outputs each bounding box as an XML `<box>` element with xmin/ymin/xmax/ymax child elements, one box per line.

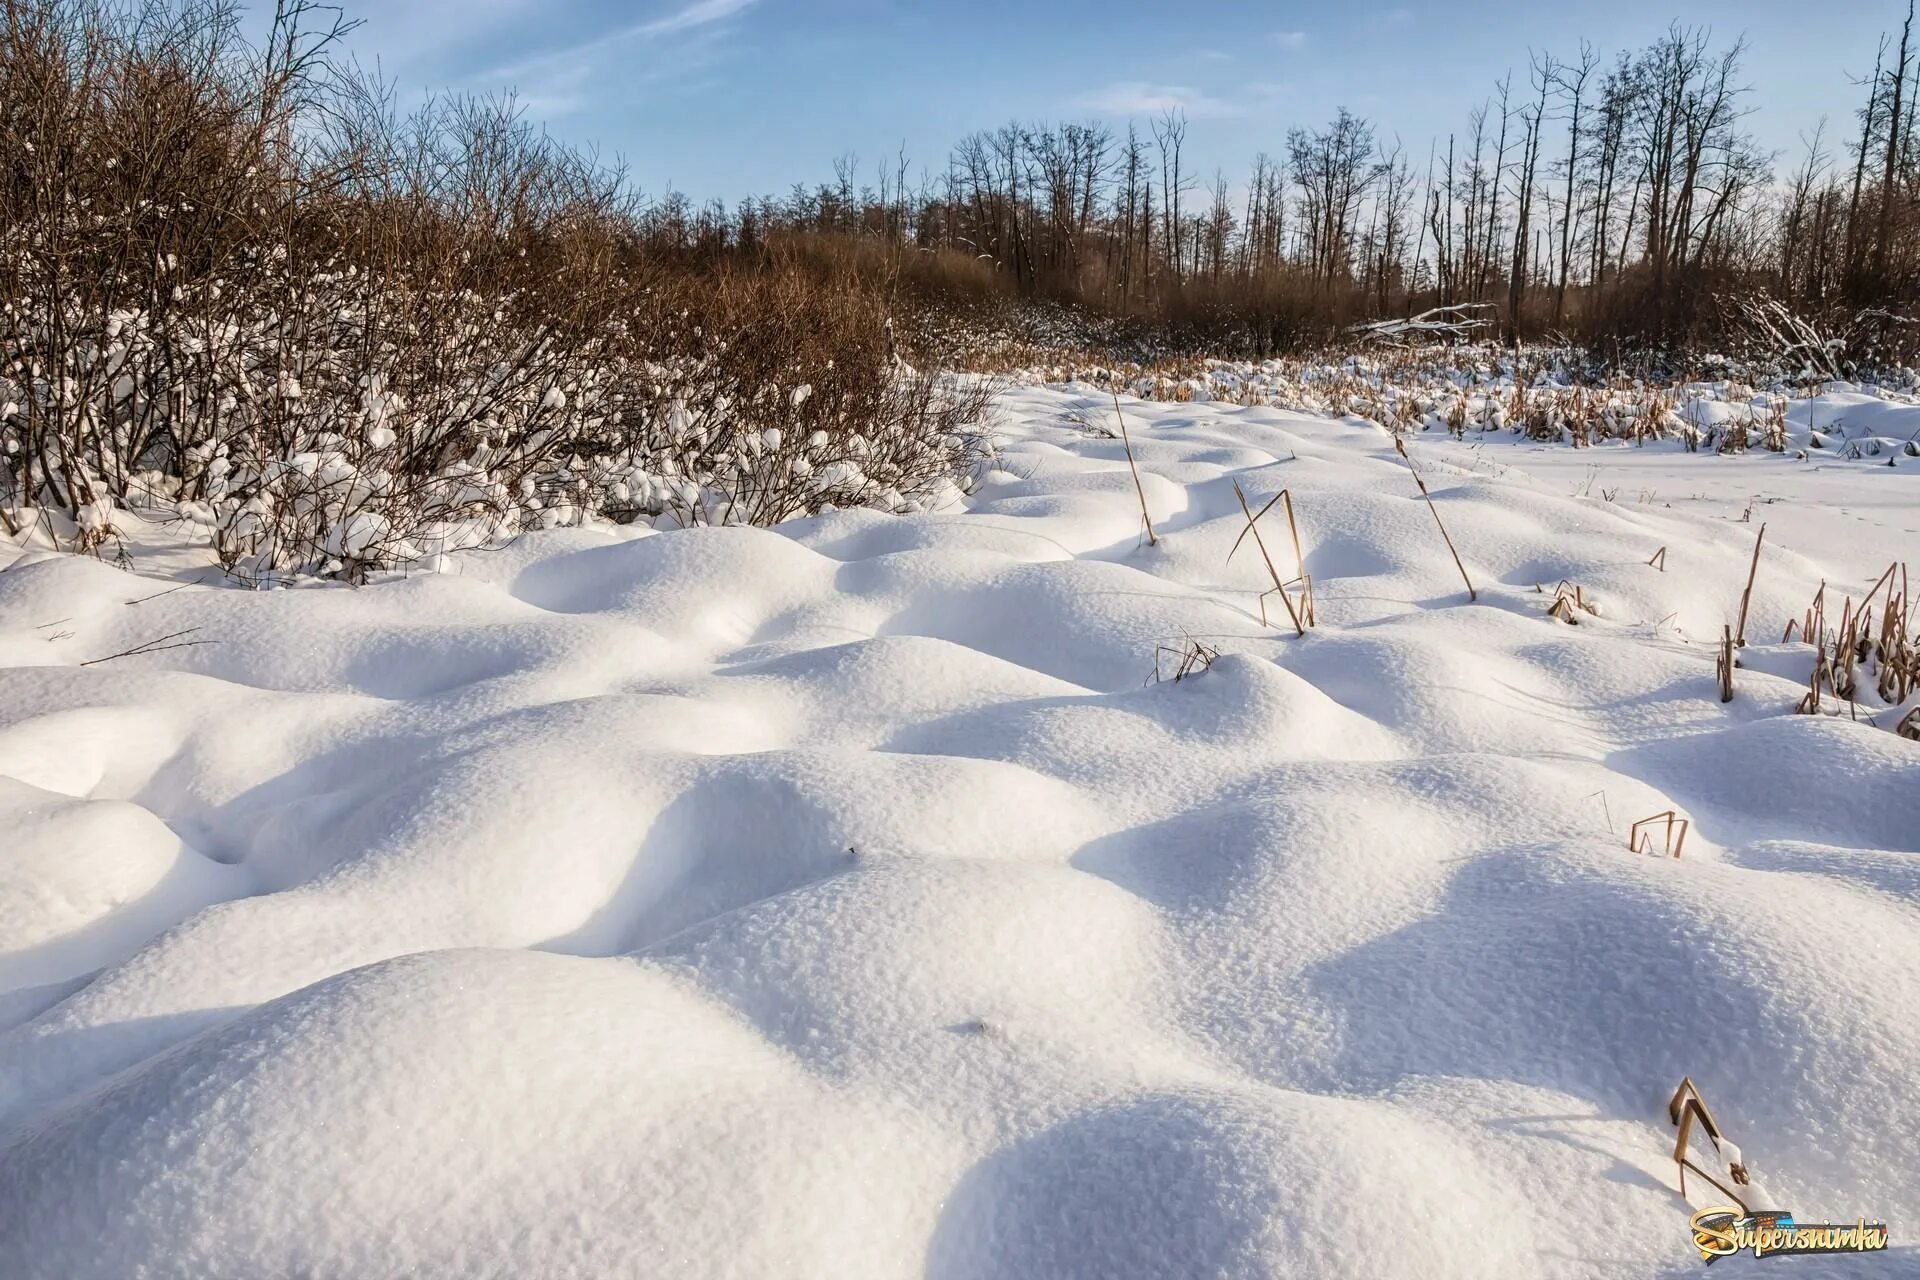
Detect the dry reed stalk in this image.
<box><xmin>1280</xmin><ymin>490</ymin><xmax>1314</xmax><ymax>626</ymax></box>
<box><xmin>1797</xmin><ymin>654</ymin><xmax>1825</xmax><ymax>715</ymax></box>
<box><xmin>1547</xmin><ymin>581</ymin><xmax>1598</xmax><ymax>624</ymax></box>
<box><xmin>1734</xmin><ymin>523</ymin><xmax>1766</xmax><ymax>646</ymax></box>
<box><xmin>1879</xmin><ymin>591</ymin><xmax>1914</xmax><ymax>703</ymax></box>
<box><xmin>1393</xmin><ymin>437</ymin><xmax>1476</xmax><ymax>601</ymax></box>
<box><xmin>1647</xmin><ymin>546</ymin><xmax>1667</xmax><ymax>571</ymax></box>
<box><xmin>1111</xmin><ymin>392</ymin><xmax>1157</xmax><ymax>547</ymax></box>
<box><xmin>1630</xmin><ymin>810</ymin><xmax>1691</xmax><ymax>858</ymax></box>
<box><xmin>1669</xmin><ymin>1078</ymin><xmax>1758</xmax><ymax>1213</ymax></box>
<box><xmin>1231</xmin><ymin>481</ymin><xmax>1305</xmax><ymax>636</ymax></box>
<box><xmin>1837</xmin><ymin>603</ymin><xmax>1863</xmax><ymax>700</ymax></box>
<box><xmin>1153</xmin><ymin>635</ymin><xmax>1220</xmax><ymax>682</ymax></box>
<box><xmin>1860</xmin><ymin>561</ymin><xmax>1899</xmax><ymax>614</ymax></box>
<box><xmin>1717</xmin><ymin>626</ymin><xmax>1735</xmax><ymax>702</ymax></box>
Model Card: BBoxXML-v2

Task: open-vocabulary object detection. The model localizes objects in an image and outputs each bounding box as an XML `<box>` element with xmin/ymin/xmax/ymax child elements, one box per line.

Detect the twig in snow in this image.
<box><xmin>79</xmin><ymin>628</ymin><xmax>214</xmax><ymax>666</ymax></box>
<box><xmin>123</xmin><ymin>582</ymin><xmax>193</xmax><ymax>606</ymax></box>
<box><xmin>1585</xmin><ymin>790</ymin><xmax>1615</xmax><ymax>834</ymax></box>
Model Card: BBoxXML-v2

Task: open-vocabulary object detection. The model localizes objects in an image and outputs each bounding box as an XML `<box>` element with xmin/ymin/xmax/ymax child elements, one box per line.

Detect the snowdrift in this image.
<box><xmin>2</xmin><ymin>386</ymin><xmax>1917</xmax><ymax>1277</ymax></box>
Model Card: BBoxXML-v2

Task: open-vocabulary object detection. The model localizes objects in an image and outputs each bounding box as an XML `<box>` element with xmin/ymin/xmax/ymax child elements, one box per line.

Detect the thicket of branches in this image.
<box><xmin>656</xmin><ymin>16</ymin><xmax>1920</xmax><ymax>363</ymax></box>
<box><xmin>0</xmin><ymin>0</ymin><xmax>991</xmax><ymax>574</ymax></box>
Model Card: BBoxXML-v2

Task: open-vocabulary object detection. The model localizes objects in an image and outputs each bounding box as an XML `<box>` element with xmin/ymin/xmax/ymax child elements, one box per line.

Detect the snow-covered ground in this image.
<box><xmin>2</xmin><ymin>384</ymin><xmax>1917</xmax><ymax>1277</ymax></box>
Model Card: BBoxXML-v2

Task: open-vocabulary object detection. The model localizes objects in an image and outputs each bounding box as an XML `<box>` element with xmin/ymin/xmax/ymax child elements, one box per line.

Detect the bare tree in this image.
<box><xmin>1151</xmin><ymin>109</ymin><xmax>1190</xmax><ymax>287</ymax></box>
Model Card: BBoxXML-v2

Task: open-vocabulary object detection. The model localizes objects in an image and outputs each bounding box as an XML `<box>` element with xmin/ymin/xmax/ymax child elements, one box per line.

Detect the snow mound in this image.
<box><xmin>3</xmin><ymin>950</ymin><xmax>957</xmax><ymax>1278</ymax></box>
<box><xmin>3</xmin><ymin>384</ymin><xmax>1918</xmax><ymax>1277</ymax></box>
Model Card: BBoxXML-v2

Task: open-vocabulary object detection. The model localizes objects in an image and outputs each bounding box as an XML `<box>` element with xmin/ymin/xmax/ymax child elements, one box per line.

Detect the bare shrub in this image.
<box><xmin>0</xmin><ymin>0</ymin><xmax>992</xmax><ymax>579</ymax></box>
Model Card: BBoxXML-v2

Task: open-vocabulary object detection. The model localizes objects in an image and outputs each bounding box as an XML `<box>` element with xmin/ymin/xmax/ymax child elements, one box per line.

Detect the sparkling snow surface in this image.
<box><xmin>2</xmin><ymin>386</ymin><xmax>1918</xmax><ymax>1277</ymax></box>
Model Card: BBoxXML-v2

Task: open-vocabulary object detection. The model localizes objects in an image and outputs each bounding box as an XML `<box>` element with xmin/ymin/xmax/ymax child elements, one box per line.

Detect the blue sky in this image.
<box><xmin>339</xmin><ymin>0</ymin><xmax>1906</xmax><ymax>202</ymax></box>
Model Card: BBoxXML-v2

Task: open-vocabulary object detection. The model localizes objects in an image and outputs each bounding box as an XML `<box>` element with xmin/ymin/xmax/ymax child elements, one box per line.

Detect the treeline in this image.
<box><xmin>642</xmin><ymin>13</ymin><xmax>1920</xmax><ymax>356</ymax></box>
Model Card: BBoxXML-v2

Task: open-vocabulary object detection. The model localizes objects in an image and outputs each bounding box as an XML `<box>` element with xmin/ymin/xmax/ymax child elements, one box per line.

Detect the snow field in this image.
<box><xmin>1</xmin><ymin>385</ymin><xmax>1917</xmax><ymax>1277</ymax></box>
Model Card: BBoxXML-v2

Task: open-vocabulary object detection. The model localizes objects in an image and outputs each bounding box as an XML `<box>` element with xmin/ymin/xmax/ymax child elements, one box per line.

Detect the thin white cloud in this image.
<box><xmin>483</xmin><ymin>0</ymin><xmax>757</xmax><ymax>85</ymax></box>
<box><xmin>638</xmin><ymin>0</ymin><xmax>756</xmax><ymax>37</ymax></box>
<box><xmin>339</xmin><ymin>0</ymin><xmax>542</xmax><ymax>77</ymax></box>
<box><xmin>1079</xmin><ymin>81</ymin><xmax>1241</xmax><ymax>119</ymax></box>
<box><xmin>1273</xmin><ymin>30</ymin><xmax>1308</xmax><ymax>50</ymax></box>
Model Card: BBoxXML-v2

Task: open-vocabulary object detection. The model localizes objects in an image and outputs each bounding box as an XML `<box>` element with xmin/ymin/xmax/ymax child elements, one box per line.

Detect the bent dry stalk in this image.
<box><xmin>1394</xmin><ymin>436</ymin><xmax>1476</xmax><ymax>602</ymax></box>
<box><xmin>1230</xmin><ymin>481</ymin><xmax>1305</xmax><ymax>636</ymax></box>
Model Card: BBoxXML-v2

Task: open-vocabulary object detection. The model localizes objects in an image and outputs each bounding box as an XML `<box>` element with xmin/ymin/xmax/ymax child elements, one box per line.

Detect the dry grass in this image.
<box><xmin>1229</xmin><ymin>481</ymin><xmax>1309</xmax><ymax>635</ymax></box>
<box><xmin>1669</xmin><ymin>1077</ymin><xmax>1760</xmax><ymax>1213</ymax></box>
<box><xmin>1394</xmin><ymin>437</ymin><xmax>1477</xmax><ymax>602</ymax></box>
<box><xmin>1787</xmin><ymin>562</ymin><xmax>1915</xmax><ymax>720</ymax></box>
<box><xmin>1630</xmin><ymin>810</ymin><xmax>1691</xmax><ymax>858</ymax></box>
<box><xmin>1152</xmin><ymin>635</ymin><xmax>1220</xmax><ymax>683</ymax></box>
<box><xmin>1546</xmin><ymin>581</ymin><xmax>1599</xmax><ymax>625</ymax></box>
<box><xmin>1110</xmin><ymin>393</ymin><xmax>1156</xmax><ymax>547</ymax></box>
<box><xmin>1716</xmin><ymin>625</ymin><xmax>1736</xmax><ymax>703</ymax></box>
<box><xmin>1734</xmin><ymin>525</ymin><xmax>1767</xmax><ymax>647</ymax></box>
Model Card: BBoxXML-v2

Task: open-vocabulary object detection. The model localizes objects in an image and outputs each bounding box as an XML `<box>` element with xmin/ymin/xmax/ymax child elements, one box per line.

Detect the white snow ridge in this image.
<box><xmin>3</xmin><ymin>386</ymin><xmax>1918</xmax><ymax>1278</ymax></box>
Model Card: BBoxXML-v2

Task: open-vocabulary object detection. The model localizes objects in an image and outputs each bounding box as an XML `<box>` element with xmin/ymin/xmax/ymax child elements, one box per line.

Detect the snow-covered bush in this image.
<box><xmin>0</xmin><ymin>0</ymin><xmax>991</xmax><ymax>579</ymax></box>
<box><xmin>574</xmin><ymin>266</ymin><xmax>993</xmax><ymax>530</ymax></box>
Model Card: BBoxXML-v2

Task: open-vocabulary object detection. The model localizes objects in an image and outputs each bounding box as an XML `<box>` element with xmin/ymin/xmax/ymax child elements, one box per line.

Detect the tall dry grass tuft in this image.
<box><xmin>1788</xmin><ymin>562</ymin><xmax>1917</xmax><ymax>723</ymax></box>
